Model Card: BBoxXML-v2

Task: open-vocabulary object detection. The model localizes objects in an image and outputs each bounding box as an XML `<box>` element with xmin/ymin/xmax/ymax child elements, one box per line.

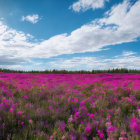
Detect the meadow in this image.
<box><xmin>0</xmin><ymin>72</ymin><xmax>140</xmax><ymax>140</ymax></box>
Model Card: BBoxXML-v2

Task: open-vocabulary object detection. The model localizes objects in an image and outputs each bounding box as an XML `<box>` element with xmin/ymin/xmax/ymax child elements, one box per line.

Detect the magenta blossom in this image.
<box><xmin>21</xmin><ymin>121</ymin><xmax>24</xmax><ymax>125</ymax></box>
<box><xmin>29</xmin><ymin>119</ymin><xmax>33</xmax><ymax>124</ymax></box>
<box><xmin>99</xmin><ymin>133</ymin><xmax>104</xmax><ymax>139</ymax></box>
<box><xmin>84</xmin><ymin>126</ymin><xmax>92</xmax><ymax>136</ymax></box>
<box><xmin>9</xmin><ymin>108</ymin><xmax>14</xmax><ymax>113</ymax></box>
<box><xmin>97</xmin><ymin>130</ymin><xmax>104</xmax><ymax>139</ymax></box>
<box><xmin>59</xmin><ymin>121</ymin><xmax>65</xmax><ymax>132</ymax></box>
<box><xmin>74</xmin><ymin>112</ymin><xmax>80</xmax><ymax>118</ymax></box>
<box><xmin>130</xmin><ymin>117</ymin><xmax>140</xmax><ymax>136</ymax></box>
<box><xmin>24</xmin><ymin>95</ymin><xmax>28</xmax><ymax>99</ymax></box>
<box><xmin>92</xmin><ymin>102</ymin><xmax>95</xmax><ymax>108</ymax></box>
<box><xmin>107</xmin><ymin>114</ymin><xmax>111</xmax><ymax>120</ymax></box>
<box><xmin>107</xmin><ymin>125</ymin><xmax>118</xmax><ymax>132</ymax></box>
<box><xmin>50</xmin><ymin>136</ymin><xmax>54</xmax><ymax>140</ymax></box>
<box><xmin>17</xmin><ymin>111</ymin><xmax>23</xmax><ymax>115</ymax></box>
<box><xmin>89</xmin><ymin>114</ymin><xmax>94</xmax><ymax>119</ymax></box>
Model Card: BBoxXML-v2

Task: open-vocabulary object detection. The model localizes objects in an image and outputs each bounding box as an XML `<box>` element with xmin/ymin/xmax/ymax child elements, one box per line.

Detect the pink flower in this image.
<box><xmin>49</xmin><ymin>105</ymin><xmax>53</xmax><ymax>109</ymax></box>
<box><xmin>10</xmin><ymin>108</ymin><xmax>14</xmax><ymax>113</ymax></box>
<box><xmin>106</xmin><ymin>121</ymin><xmax>111</xmax><ymax>127</ymax></box>
<box><xmin>108</xmin><ymin>109</ymin><xmax>111</xmax><ymax>113</ymax></box>
<box><xmin>137</xmin><ymin>109</ymin><xmax>140</xmax><ymax>117</ymax></box>
<box><xmin>74</xmin><ymin>112</ymin><xmax>80</xmax><ymax>119</ymax></box>
<box><xmin>130</xmin><ymin>117</ymin><xmax>140</xmax><ymax>136</ymax></box>
<box><xmin>21</xmin><ymin>121</ymin><xmax>24</xmax><ymax>125</ymax></box>
<box><xmin>101</xmin><ymin>109</ymin><xmax>104</xmax><ymax>112</ymax></box>
<box><xmin>17</xmin><ymin>111</ymin><xmax>23</xmax><ymax>115</ymax></box>
<box><xmin>12</xmin><ymin>103</ymin><xmax>18</xmax><ymax>108</ymax></box>
<box><xmin>59</xmin><ymin>121</ymin><xmax>65</xmax><ymax>132</ymax></box>
<box><xmin>29</xmin><ymin>119</ymin><xmax>33</xmax><ymax>124</ymax></box>
<box><xmin>89</xmin><ymin>114</ymin><xmax>94</xmax><ymax>119</ymax></box>
<box><xmin>62</xmin><ymin>135</ymin><xmax>66</xmax><ymax>140</ymax></box>
<box><xmin>87</xmin><ymin>113</ymin><xmax>90</xmax><ymax>116</ymax></box>
<box><xmin>114</xmin><ymin>98</ymin><xmax>117</xmax><ymax>103</ymax></box>
<box><xmin>74</xmin><ymin>97</ymin><xmax>78</xmax><ymax>102</ymax></box>
<box><xmin>50</xmin><ymin>136</ymin><xmax>54</xmax><ymax>140</ymax></box>
<box><xmin>121</xmin><ymin>131</ymin><xmax>126</xmax><ymax>137</ymax></box>
<box><xmin>97</xmin><ymin>130</ymin><xmax>104</xmax><ymax>139</ymax></box>
<box><xmin>84</xmin><ymin>126</ymin><xmax>92</xmax><ymax>136</ymax></box>
<box><xmin>84</xmin><ymin>137</ymin><xmax>87</xmax><ymax>140</ymax></box>
<box><xmin>107</xmin><ymin>125</ymin><xmax>118</xmax><ymax>132</ymax></box>
<box><xmin>99</xmin><ymin>96</ymin><xmax>102</xmax><ymax>99</ymax></box>
<box><xmin>107</xmin><ymin>114</ymin><xmax>111</xmax><ymax>120</ymax></box>
<box><xmin>0</xmin><ymin>102</ymin><xmax>3</xmax><ymax>106</ymax></box>
<box><xmin>38</xmin><ymin>93</ymin><xmax>41</xmax><ymax>97</ymax></box>
<box><xmin>68</xmin><ymin>115</ymin><xmax>73</xmax><ymax>122</ymax></box>
<box><xmin>99</xmin><ymin>133</ymin><xmax>104</xmax><ymax>139</ymax></box>
<box><xmin>119</xmin><ymin>137</ymin><xmax>127</xmax><ymax>140</ymax></box>
<box><xmin>24</xmin><ymin>95</ymin><xmax>28</xmax><ymax>99</ymax></box>
<box><xmin>92</xmin><ymin>102</ymin><xmax>95</xmax><ymax>108</ymax></box>
<box><xmin>68</xmin><ymin>97</ymin><xmax>71</xmax><ymax>103</ymax></box>
<box><xmin>80</xmin><ymin>100</ymin><xmax>85</xmax><ymax>106</ymax></box>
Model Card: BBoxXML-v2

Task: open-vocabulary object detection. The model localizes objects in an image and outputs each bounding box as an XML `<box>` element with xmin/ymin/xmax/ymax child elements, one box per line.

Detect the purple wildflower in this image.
<box><xmin>84</xmin><ymin>126</ymin><xmax>92</xmax><ymax>136</ymax></box>
<box><xmin>130</xmin><ymin>117</ymin><xmax>140</xmax><ymax>136</ymax></box>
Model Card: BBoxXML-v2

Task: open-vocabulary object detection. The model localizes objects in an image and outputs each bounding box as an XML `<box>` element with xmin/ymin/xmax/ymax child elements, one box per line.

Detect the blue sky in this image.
<box><xmin>0</xmin><ymin>0</ymin><xmax>140</xmax><ymax>70</ymax></box>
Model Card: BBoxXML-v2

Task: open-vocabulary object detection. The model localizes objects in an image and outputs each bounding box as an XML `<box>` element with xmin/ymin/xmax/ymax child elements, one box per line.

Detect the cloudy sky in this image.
<box><xmin>0</xmin><ymin>0</ymin><xmax>140</xmax><ymax>71</ymax></box>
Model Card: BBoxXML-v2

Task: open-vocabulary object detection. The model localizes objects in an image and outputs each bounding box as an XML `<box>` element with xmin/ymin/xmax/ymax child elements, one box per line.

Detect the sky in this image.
<box><xmin>0</xmin><ymin>0</ymin><xmax>140</xmax><ymax>71</ymax></box>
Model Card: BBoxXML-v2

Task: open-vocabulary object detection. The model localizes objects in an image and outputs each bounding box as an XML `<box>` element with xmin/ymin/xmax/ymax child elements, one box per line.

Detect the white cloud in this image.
<box><xmin>21</xmin><ymin>14</ymin><xmax>40</xmax><ymax>24</ymax></box>
<box><xmin>46</xmin><ymin>55</ymin><xmax>140</xmax><ymax>70</ymax></box>
<box><xmin>30</xmin><ymin>0</ymin><xmax>140</xmax><ymax>58</ymax></box>
<box><xmin>2</xmin><ymin>54</ymin><xmax>139</xmax><ymax>71</ymax></box>
<box><xmin>122</xmin><ymin>51</ymin><xmax>136</xmax><ymax>56</ymax></box>
<box><xmin>0</xmin><ymin>20</ymin><xmax>35</xmax><ymax>66</ymax></box>
<box><xmin>70</xmin><ymin>0</ymin><xmax>109</xmax><ymax>12</ymax></box>
<box><xmin>0</xmin><ymin>0</ymin><xmax>140</xmax><ymax>70</ymax></box>
<box><xmin>114</xmin><ymin>51</ymin><xmax>136</xmax><ymax>58</ymax></box>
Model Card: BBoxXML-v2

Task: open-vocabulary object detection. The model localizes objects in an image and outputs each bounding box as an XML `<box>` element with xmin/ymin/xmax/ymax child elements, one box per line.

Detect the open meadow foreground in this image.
<box><xmin>0</xmin><ymin>73</ymin><xmax>140</xmax><ymax>140</ymax></box>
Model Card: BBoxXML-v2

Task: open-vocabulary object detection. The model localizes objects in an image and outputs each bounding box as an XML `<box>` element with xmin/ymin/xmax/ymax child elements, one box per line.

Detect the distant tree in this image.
<box><xmin>0</xmin><ymin>68</ymin><xmax>139</xmax><ymax>74</ymax></box>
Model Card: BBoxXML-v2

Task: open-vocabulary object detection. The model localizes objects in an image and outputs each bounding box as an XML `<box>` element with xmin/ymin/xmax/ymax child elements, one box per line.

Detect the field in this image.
<box><xmin>0</xmin><ymin>73</ymin><xmax>140</xmax><ymax>140</ymax></box>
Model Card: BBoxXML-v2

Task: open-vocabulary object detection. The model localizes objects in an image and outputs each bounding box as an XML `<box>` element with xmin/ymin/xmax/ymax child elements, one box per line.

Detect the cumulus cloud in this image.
<box><xmin>31</xmin><ymin>0</ymin><xmax>140</xmax><ymax>58</ymax></box>
<box><xmin>46</xmin><ymin>55</ymin><xmax>140</xmax><ymax>70</ymax></box>
<box><xmin>0</xmin><ymin>20</ymin><xmax>35</xmax><ymax>66</ymax></box>
<box><xmin>0</xmin><ymin>0</ymin><xmax>140</xmax><ymax>69</ymax></box>
<box><xmin>0</xmin><ymin>55</ymin><xmax>27</xmax><ymax>65</ymax></box>
<box><xmin>2</xmin><ymin>53</ymin><xmax>139</xmax><ymax>71</ymax></box>
<box><xmin>21</xmin><ymin>14</ymin><xmax>40</xmax><ymax>24</ymax></box>
<box><xmin>70</xmin><ymin>0</ymin><xmax>109</xmax><ymax>12</ymax></box>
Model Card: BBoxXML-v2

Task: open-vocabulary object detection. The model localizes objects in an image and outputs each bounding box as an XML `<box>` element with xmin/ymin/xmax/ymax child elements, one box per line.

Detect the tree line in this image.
<box><xmin>0</xmin><ymin>68</ymin><xmax>139</xmax><ymax>74</ymax></box>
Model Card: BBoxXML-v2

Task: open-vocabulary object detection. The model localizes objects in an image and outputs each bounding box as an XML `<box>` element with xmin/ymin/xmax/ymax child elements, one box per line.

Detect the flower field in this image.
<box><xmin>0</xmin><ymin>73</ymin><xmax>140</xmax><ymax>140</ymax></box>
